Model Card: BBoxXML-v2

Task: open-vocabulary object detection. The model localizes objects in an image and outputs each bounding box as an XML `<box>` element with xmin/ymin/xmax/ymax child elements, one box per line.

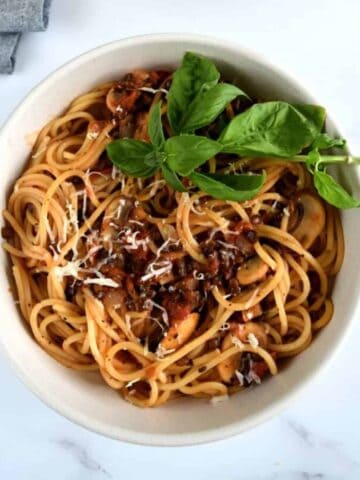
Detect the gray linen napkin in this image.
<box><xmin>0</xmin><ymin>33</ymin><xmax>21</xmax><ymax>74</ymax></box>
<box><xmin>0</xmin><ymin>0</ymin><xmax>51</xmax><ymax>74</ymax></box>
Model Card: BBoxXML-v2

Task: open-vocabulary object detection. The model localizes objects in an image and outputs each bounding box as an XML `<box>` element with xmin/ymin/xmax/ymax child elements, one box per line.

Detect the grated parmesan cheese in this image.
<box><xmin>140</xmin><ymin>237</ymin><xmax>178</xmax><ymax>282</ymax></box>
<box><xmin>217</xmin><ymin>240</ymin><xmax>239</xmax><ymax>250</ymax></box>
<box><xmin>125</xmin><ymin>313</ymin><xmax>132</xmax><ymax>331</ymax></box>
<box><xmin>45</xmin><ymin>218</ymin><xmax>55</xmax><ymax>243</ymax></box>
<box><xmin>283</xmin><ymin>207</ymin><xmax>290</xmax><ymax>217</ymax></box>
<box><xmin>66</xmin><ymin>201</ymin><xmax>79</xmax><ymax>232</ymax></box>
<box><xmin>137</xmin><ymin>87</ymin><xmax>168</xmax><ymax>95</ymax></box>
<box><xmin>231</xmin><ymin>335</ymin><xmax>244</xmax><ymax>349</ymax></box>
<box><xmin>247</xmin><ymin>333</ymin><xmax>259</xmax><ymax>348</ymax></box>
<box><xmin>111</xmin><ymin>165</ymin><xmax>118</xmax><ymax>180</ymax></box>
<box><xmin>53</xmin><ymin>261</ymin><xmax>81</xmax><ymax>280</ymax></box>
<box><xmin>193</xmin><ymin>270</ymin><xmax>205</xmax><ymax>280</ymax></box>
<box><xmin>144</xmin><ymin>299</ymin><xmax>169</xmax><ymax>326</ymax></box>
<box><xmin>114</xmin><ymin>198</ymin><xmax>128</xmax><ymax>219</ymax></box>
<box><xmin>125</xmin><ymin>378</ymin><xmax>140</xmax><ymax>388</ymax></box>
<box><xmin>83</xmin><ymin>278</ymin><xmax>119</xmax><ymax>288</ymax></box>
<box><xmin>156</xmin><ymin>344</ymin><xmax>175</xmax><ymax>359</ymax></box>
<box><xmin>87</xmin><ymin>130</ymin><xmax>99</xmax><ymax>140</ymax></box>
<box><xmin>48</xmin><ymin>245</ymin><xmax>59</xmax><ymax>260</ymax></box>
<box><xmin>246</xmin><ymin>360</ymin><xmax>262</xmax><ymax>385</ymax></box>
<box><xmin>235</xmin><ymin>370</ymin><xmax>245</xmax><ymax>386</ymax></box>
<box><xmin>129</xmin><ymin>219</ymin><xmax>144</xmax><ymax>227</ymax></box>
<box><xmin>210</xmin><ymin>395</ymin><xmax>229</xmax><ymax>406</ymax></box>
<box><xmin>75</xmin><ymin>189</ymin><xmax>88</xmax><ymax>221</ymax></box>
<box><xmin>140</xmin><ymin>261</ymin><xmax>172</xmax><ymax>282</ymax></box>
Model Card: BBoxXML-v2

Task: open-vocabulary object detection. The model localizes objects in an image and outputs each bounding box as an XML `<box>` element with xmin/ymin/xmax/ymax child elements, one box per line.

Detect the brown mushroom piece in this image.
<box><xmin>105</xmin><ymin>70</ymin><xmax>151</xmax><ymax>114</ymax></box>
<box><xmin>231</xmin><ymin>321</ymin><xmax>268</xmax><ymax>349</ymax></box>
<box><xmin>236</xmin><ymin>255</ymin><xmax>269</xmax><ymax>286</ymax></box>
<box><xmin>290</xmin><ymin>191</ymin><xmax>326</xmax><ymax>249</ymax></box>
<box><xmin>159</xmin><ymin>313</ymin><xmax>199</xmax><ymax>351</ymax></box>
<box><xmin>217</xmin><ymin>333</ymin><xmax>242</xmax><ymax>383</ymax></box>
<box><xmin>106</xmin><ymin>87</ymin><xmax>122</xmax><ymax>114</ymax></box>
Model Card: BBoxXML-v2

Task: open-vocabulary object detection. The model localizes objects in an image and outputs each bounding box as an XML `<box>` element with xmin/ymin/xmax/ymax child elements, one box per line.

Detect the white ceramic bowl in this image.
<box><xmin>1</xmin><ymin>34</ymin><xmax>360</xmax><ymax>447</ymax></box>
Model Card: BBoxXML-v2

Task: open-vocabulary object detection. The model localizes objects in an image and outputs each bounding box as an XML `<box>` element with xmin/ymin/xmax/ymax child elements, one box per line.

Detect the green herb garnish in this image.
<box><xmin>106</xmin><ymin>52</ymin><xmax>360</xmax><ymax>209</ymax></box>
<box><xmin>219</xmin><ymin>102</ymin><xmax>325</xmax><ymax>157</ymax></box>
<box><xmin>189</xmin><ymin>171</ymin><xmax>266</xmax><ymax>202</ymax></box>
<box><xmin>167</xmin><ymin>52</ymin><xmax>248</xmax><ymax>134</ymax></box>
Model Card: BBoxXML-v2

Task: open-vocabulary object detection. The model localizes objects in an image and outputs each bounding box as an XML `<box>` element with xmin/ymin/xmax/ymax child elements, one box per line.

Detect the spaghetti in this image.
<box><xmin>2</xmin><ymin>69</ymin><xmax>344</xmax><ymax>407</ymax></box>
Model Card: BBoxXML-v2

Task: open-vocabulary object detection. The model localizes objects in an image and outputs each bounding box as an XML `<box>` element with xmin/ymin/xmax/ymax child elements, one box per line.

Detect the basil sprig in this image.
<box><xmin>107</xmin><ymin>110</ymin><xmax>264</xmax><ymax>199</ymax></box>
<box><xmin>167</xmin><ymin>52</ymin><xmax>249</xmax><ymax>134</ymax></box>
<box><xmin>106</xmin><ymin>51</ymin><xmax>360</xmax><ymax>208</ymax></box>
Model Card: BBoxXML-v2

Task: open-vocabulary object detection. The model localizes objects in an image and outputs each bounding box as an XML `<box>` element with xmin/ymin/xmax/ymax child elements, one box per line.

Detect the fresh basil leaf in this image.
<box><xmin>148</xmin><ymin>102</ymin><xmax>165</xmax><ymax>149</ymax></box>
<box><xmin>293</xmin><ymin>105</ymin><xmax>326</xmax><ymax>133</ymax></box>
<box><xmin>165</xmin><ymin>135</ymin><xmax>221</xmax><ymax>176</ymax></box>
<box><xmin>167</xmin><ymin>52</ymin><xmax>220</xmax><ymax>134</ymax></box>
<box><xmin>106</xmin><ymin>139</ymin><xmax>156</xmax><ymax>177</ymax></box>
<box><xmin>219</xmin><ymin>101</ymin><xmax>322</xmax><ymax>157</ymax></box>
<box><xmin>161</xmin><ymin>163</ymin><xmax>187</xmax><ymax>192</ymax></box>
<box><xmin>189</xmin><ymin>171</ymin><xmax>265</xmax><ymax>201</ymax></box>
<box><xmin>314</xmin><ymin>170</ymin><xmax>360</xmax><ymax>208</ymax></box>
<box><xmin>312</xmin><ymin>133</ymin><xmax>346</xmax><ymax>150</ymax></box>
<box><xmin>180</xmin><ymin>83</ymin><xmax>248</xmax><ymax>133</ymax></box>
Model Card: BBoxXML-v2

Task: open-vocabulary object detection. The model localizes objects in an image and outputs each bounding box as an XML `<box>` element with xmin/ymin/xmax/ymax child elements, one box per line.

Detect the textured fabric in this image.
<box><xmin>0</xmin><ymin>32</ymin><xmax>21</xmax><ymax>74</ymax></box>
<box><xmin>0</xmin><ymin>0</ymin><xmax>52</xmax><ymax>74</ymax></box>
<box><xmin>0</xmin><ymin>0</ymin><xmax>51</xmax><ymax>32</ymax></box>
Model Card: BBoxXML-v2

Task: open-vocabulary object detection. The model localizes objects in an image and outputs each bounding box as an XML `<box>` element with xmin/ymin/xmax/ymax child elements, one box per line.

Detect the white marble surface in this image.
<box><xmin>1</xmin><ymin>0</ymin><xmax>360</xmax><ymax>478</ymax></box>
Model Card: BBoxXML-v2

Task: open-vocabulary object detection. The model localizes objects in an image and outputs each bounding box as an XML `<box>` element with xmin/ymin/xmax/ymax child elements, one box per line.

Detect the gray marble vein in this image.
<box><xmin>54</xmin><ymin>438</ymin><xmax>112</xmax><ymax>478</ymax></box>
<box><xmin>285</xmin><ymin>417</ymin><xmax>360</xmax><ymax>473</ymax></box>
<box><xmin>286</xmin><ymin>419</ymin><xmax>316</xmax><ymax>447</ymax></box>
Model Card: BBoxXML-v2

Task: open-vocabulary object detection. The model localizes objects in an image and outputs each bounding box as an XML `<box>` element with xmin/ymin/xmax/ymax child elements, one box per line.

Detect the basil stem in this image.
<box><xmin>290</xmin><ymin>155</ymin><xmax>360</xmax><ymax>165</ymax></box>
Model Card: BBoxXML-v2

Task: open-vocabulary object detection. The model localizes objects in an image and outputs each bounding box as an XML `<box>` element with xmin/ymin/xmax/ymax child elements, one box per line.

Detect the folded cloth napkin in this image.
<box><xmin>0</xmin><ymin>0</ymin><xmax>51</xmax><ymax>74</ymax></box>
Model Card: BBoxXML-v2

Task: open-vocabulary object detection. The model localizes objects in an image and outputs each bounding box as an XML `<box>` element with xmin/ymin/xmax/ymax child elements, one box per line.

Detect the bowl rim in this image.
<box><xmin>0</xmin><ymin>32</ymin><xmax>358</xmax><ymax>447</ymax></box>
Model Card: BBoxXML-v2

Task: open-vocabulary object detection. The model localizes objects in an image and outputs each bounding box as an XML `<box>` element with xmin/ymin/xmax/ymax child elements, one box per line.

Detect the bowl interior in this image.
<box><xmin>1</xmin><ymin>35</ymin><xmax>360</xmax><ymax>446</ymax></box>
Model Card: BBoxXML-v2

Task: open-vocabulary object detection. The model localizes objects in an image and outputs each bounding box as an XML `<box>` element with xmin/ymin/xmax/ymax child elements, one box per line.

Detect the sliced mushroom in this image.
<box><xmin>217</xmin><ymin>333</ymin><xmax>242</xmax><ymax>383</ymax></box>
<box><xmin>231</xmin><ymin>322</ymin><xmax>268</xmax><ymax>349</ymax></box>
<box><xmin>290</xmin><ymin>191</ymin><xmax>326</xmax><ymax>249</ymax></box>
<box><xmin>103</xmin><ymin>289</ymin><xmax>126</xmax><ymax>312</ymax></box>
<box><xmin>236</xmin><ymin>256</ymin><xmax>269</xmax><ymax>286</ymax></box>
<box><xmin>106</xmin><ymin>70</ymin><xmax>152</xmax><ymax>114</ymax></box>
<box><xmin>159</xmin><ymin>313</ymin><xmax>199</xmax><ymax>351</ymax></box>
